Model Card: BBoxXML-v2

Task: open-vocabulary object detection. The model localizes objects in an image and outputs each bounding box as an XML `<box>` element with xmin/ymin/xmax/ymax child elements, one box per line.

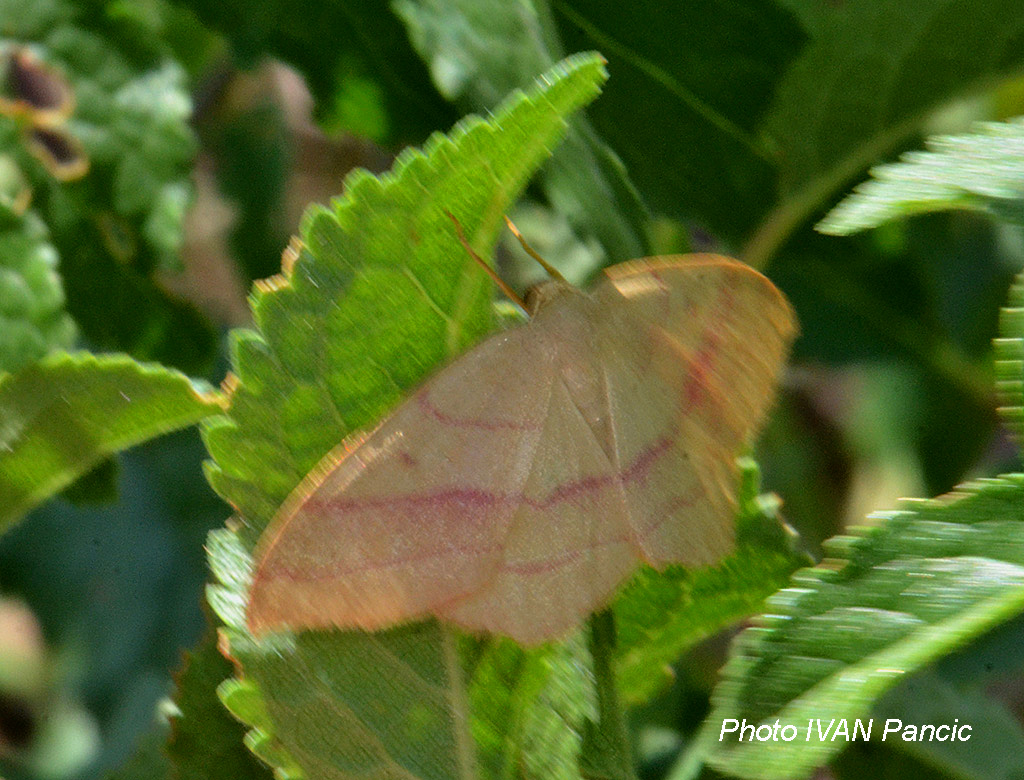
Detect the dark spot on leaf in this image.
<box><xmin>0</xmin><ymin>692</ymin><xmax>36</xmax><ymax>749</ymax></box>
<box><xmin>6</xmin><ymin>49</ymin><xmax>72</xmax><ymax>115</ymax></box>
<box><xmin>25</xmin><ymin>126</ymin><xmax>88</xmax><ymax>181</ymax></box>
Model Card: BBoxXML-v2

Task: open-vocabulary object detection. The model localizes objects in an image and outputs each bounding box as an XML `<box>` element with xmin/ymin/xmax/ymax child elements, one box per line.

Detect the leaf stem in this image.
<box><xmin>583</xmin><ymin>609</ymin><xmax>638</xmax><ymax>780</ymax></box>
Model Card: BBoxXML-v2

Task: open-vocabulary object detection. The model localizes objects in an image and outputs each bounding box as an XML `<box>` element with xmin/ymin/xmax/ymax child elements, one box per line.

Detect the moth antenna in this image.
<box><xmin>446</xmin><ymin>211</ymin><xmax>528</xmax><ymax>313</ymax></box>
<box><xmin>504</xmin><ymin>215</ymin><xmax>567</xmax><ymax>283</ymax></box>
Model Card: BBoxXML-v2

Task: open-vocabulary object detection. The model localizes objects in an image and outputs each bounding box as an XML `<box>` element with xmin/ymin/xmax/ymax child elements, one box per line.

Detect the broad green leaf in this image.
<box><xmin>705</xmin><ymin>475</ymin><xmax>1024</xmax><ymax>780</ymax></box>
<box><xmin>206</xmin><ymin>530</ymin><xmax>305</xmax><ymax>780</ymax></box>
<box><xmin>746</xmin><ymin>0</ymin><xmax>1024</xmax><ymax>267</ymax></box>
<box><xmin>996</xmin><ymin>269</ymin><xmax>1024</xmax><ymax>442</ymax></box>
<box><xmin>168</xmin><ymin>627</ymin><xmax>272</xmax><ymax>780</ymax></box>
<box><xmin>0</xmin><ymin>351</ymin><xmax>221</xmax><ymax>533</ymax></box>
<box><xmin>818</xmin><ymin>117</ymin><xmax>1024</xmax><ymax>235</ymax></box>
<box><xmin>203</xmin><ymin>54</ymin><xmax>609</xmax><ymax>780</ymax></box>
<box><xmin>209</xmin><ymin>527</ymin><xmax>473</xmax><ymax>780</ymax></box>
<box><xmin>395</xmin><ymin>0</ymin><xmax>648</xmax><ymax>272</ymax></box>
<box><xmin>613</xmin><ymin>458</ymin><xmax>808</xmax><ymax>706</ymax></box>
<box><xmin>58</xmin><ymin>455</ymin><xmax>119</xmax><ymax>506</ymax></box>
<box><xmin>467</xmin><ymin>634</ymin><xmax>595</xmax><ymax>780</ymax></box>
<box><xmin>552</xmin><ymin>0</ymin><xmax>805</xmax><ymax>241</ymax></box>
<box><xmin>203</xmin><ymin>51</ymin><xmax>608</xmax><ymax>540</ymax></box>
<box><xmin>0</xmin><ymin>203</ymin><xmax>75</xmax><ymax>373</ymax></box>
<box><xmin>205</xmin><ymin>530</ymin><xmax>303</xmax><ymax>780</ymax></box>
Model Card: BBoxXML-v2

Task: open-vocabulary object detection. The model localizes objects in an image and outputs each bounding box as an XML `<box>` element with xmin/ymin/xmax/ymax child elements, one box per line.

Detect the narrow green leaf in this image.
<box><xmin>613</xmin><ymin>458</ymin><xmax>808</xmax><ymax>705</ymax></box>
<box><xmin>203</xmin><ymin>55</ymin><xmax>609</xmax><ymax>780</ymax></box>
<box><xmin>745</xmin><ymin>0</ymin><xmax>1024</xmax><ymax>267</ymax></box>
<box><xmin>0</xmin><ymin>351</ymin><xmax>221</xmax><ymax>533</ymax></box>
<box><xmin>996</xmin><ymin>269</ymin><xmax>1024</xmax><ymax>443</ymax></box>
<box><xmin>706</xmin><ymin>475</ymin><xmax>1024</xmax><ymax>780</ymax></box>
<box><xmin>818</xmin><ymin>116</ymin><xmax>1024</xmax><ymax>235</ymax></box>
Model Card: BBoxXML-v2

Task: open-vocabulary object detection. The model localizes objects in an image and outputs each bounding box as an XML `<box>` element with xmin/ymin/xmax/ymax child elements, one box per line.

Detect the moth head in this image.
<box><xmin>524</xmin><ymin>278</ymin><xmax>579</xmax><ymax>316</ymax></box>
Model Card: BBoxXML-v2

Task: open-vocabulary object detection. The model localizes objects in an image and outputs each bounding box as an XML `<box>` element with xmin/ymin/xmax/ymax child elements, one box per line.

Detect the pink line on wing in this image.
<box><xmin>305</xmin><ymin>433</ymin><xmax>675</xmax><ymax>516</ymax></box>
<box><xmin>504</xmin><ymin>489</ymin><xmax>698</xmax><ymax>576</ymax></box>
<box><xmin>682</xmin><ymin>288</ymin><xmax>733</xmax><ymax>408</ymax></box>
<box><xmin>273</xmin><ymin>484</ymin><xmax>698</xmax><ymax>582</ymax></box>
<box><xmin>270</xmin><ymin>541</ymin><xmax>503</xmax><ymax>581</ymax></box>
<box><xmin>416</xmin><ymin>390</ymin><xmax>543</xmax><ymax>432</ymax></box>
<box><xmin>275</xmin><ymin>431</ymin><xmax>683</xmax><ymax>582</ymax></box>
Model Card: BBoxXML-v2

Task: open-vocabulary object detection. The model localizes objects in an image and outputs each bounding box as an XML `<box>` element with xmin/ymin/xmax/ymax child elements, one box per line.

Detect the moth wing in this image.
<box><xmin>437</xmin><ymin>371</ymin><xmax>638</xmax><ymax>644</ymax></box>
<box><xmin>247</xmin><ymin>324</ymin><xmax>560</xmax><ymax>637</ymax></box>
<box><xmin>592</xmin><ymin>255</ymin><xmax>796</xmax><ymax>567</ymax></box>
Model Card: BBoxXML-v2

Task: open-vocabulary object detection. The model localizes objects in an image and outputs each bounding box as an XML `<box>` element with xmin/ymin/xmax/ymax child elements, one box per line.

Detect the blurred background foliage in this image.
<box><xmin>1</xmin><ymin>0</ymin><xmax>1024</xmax><ymax>778</ymax></box>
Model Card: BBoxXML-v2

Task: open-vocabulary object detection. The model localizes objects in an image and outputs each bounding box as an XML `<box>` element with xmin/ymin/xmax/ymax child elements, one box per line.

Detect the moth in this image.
<box><xmin>248</xmin><ymin>221</ymin><xmax>795</xmax><ymax>644</ymax></box>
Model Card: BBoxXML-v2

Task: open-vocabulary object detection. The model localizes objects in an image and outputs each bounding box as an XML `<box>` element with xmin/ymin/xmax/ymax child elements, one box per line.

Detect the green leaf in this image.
<box><xmin>203</xmin><ymin>52</ymin><xmax>608</xmax><ymax>540</ymax></box>
<box><xmin>58</xmin><ymin>455</ymin><xmax>119</xmax><ymax>506</ymax></box>
<box><xmin>205</xmin><ymin>529</ymin><xmax>305</xmax><ymax>780</ymax></box>
<box><xmin>818</xmin><ymin>117</ymin><xmax>1024</xmax><ymax>236</ymax></box>
<box><xmin>996</xmin><ymin>269</ymin><xmax>1024</xmax><ymax>443</ymax></box>
<box><xmin>613</xmin><ymin>458</ymin><xmax>808</xmax><ymax>706</ymax></box>
<box><xmin>7</xmin><ymin>19</ymin><xmax>198</xmax><ymax>272</ymax></box>
<box><xmin>167</xmin><ymin>626</ymin><xmax>273</xmax><ymax>780</ymax></box>
<box><xmin>871</xmin><ymin>670</ymin><xmax>1024</xmax><ymax>780</ymax></box>
<box><xmin>209</xmin><ymin>526</ymin><xmax>474</xmax><ymax>780</ymax></box>
<box><xmin>771</xmin><ymin>0</ymin><xmax>836</xmax><ymax>37</ymax></box>
<box><xmin>551</xmin><ymin>0</ymin><xmax>805</xmax><ymax>241</ymax></box>
<box><xmin>467</xmin><ymin>634</ymin><xmax>595</xmax><ymax>780</ymax></box>
<box><xmin>0</xmin><ymin>351</ymin><xmax>221</xmax><ymax>533</ymax></box>
<box><xmin>746</xmin><ymin>0</ymin><xmax>1024</xmax><ymax>267</ymax></box>
<box><xmin>469</xmin><ymin>617</ymin><xmax>639</xmax><ymax>780</ymax></box>
<box><xmin>103</xmin><ymin>730</ymin><xmax>171</xmax><ymax>780</ymax></box>
<box><xmin>0</xmin><ymin>4</ymin><xmax>215</xmax><ymax>372</ymax></box>
<box><xmin>180</xmin><ymin>0</ymin><xmax>456</xmax><ymax>144</ymax></box>
<box><xmin>0</xmin><ymin>204</ymin><xmax>76</xmax><ymax>373</ymax></box>
<box><xmin>705</xmin><ymin>475</ymin><xmax>1024</xmax><ymax>780</ymax></box>
<box><xmin>395</xmin><ymin>0</ymin><xmax>648</xmax><ymax>272</ymax></box>
<box><xmin>203</xmin><ymin>54</ymin><xmax>609</xmax><ymax>780</ymax></box>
